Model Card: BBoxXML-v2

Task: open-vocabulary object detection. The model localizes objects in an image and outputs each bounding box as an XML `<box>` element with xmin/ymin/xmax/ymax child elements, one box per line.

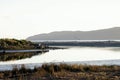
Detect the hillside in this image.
<box><xmin>27</xmin><ymin>27</ymin><xmax>120</xmax><ymax>41</ymax></box>
<box><xmin>0</xmin><ymin>39</ymin><xmax>35</xmax><ymax>50</ymax></box>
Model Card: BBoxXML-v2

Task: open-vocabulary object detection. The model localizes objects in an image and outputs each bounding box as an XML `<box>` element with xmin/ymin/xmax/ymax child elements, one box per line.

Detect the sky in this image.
<box><xmin>0</xmin><ymin>0</ymin><xmax>120</xmax><ymax>39</ymax></box>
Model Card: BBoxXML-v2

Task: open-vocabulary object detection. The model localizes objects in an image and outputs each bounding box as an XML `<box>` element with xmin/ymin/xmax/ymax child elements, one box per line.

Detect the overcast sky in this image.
<box><xmin>0</xmin><ymin>0</ymin><xmax>120</xmax><ymax>39</ymax></box>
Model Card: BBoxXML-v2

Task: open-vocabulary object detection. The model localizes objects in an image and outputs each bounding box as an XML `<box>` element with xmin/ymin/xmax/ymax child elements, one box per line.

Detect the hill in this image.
<box><xmin>0</xmin><ymin>39</ymin><xmax>35</xmax><ymax>50</ymax></box>
<box><xmin>27</xmin><ymin>27</ymin><xmax>120</xmax><ymax>41</ymax></box>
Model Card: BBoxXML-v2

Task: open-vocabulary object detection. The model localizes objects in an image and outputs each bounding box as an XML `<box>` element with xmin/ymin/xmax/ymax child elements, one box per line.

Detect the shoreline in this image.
<box><xmin>0</xmin><ymin>59</ymin><xmax>120</xmax><ymax>71</ymax></box>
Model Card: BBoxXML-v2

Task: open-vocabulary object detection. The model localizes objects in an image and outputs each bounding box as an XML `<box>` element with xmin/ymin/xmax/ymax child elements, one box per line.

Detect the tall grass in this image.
<box><xmin>0</xmin><ymin>64</ymin><xmax>120</xmax><ymax>80</ymax></box>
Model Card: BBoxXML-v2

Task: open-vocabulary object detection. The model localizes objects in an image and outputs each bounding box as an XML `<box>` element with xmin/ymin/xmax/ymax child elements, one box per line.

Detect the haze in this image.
<box><xmin>0</xmin><ymin>0</ymin><xmax>120</xmax><ymax>39</ymax></box>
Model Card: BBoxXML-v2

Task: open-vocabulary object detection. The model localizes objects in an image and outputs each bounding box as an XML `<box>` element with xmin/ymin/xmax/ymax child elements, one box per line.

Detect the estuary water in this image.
<box><xmin>0</xmin><ymin>47</ymin><xmax>120</xmax><ymax>70</ymax></box>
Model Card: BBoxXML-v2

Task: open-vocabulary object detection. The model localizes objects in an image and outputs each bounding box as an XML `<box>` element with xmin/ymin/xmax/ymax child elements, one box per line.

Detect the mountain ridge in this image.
<box><xmin>27</xmin><ymin>27</ymin><xmax>120</xmax><ymax>40</ymax></box>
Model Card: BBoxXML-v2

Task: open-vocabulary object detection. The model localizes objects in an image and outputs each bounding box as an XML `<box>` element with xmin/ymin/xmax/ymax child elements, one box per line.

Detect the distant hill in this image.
<box><xmin>27</xmin><ymin>27</ymin><xmax>120</xmax><ymax>41</ymax></box>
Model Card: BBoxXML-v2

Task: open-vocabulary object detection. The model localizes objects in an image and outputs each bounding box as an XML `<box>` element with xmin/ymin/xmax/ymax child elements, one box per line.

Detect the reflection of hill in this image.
<box><xmin>108</xmin><ymin>47</ymin><xmax>120</xmax><ymax>52</ymax></box>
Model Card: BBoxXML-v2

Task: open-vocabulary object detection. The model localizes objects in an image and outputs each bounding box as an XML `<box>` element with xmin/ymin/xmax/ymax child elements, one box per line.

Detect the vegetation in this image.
<box><xmin>42</xmin><ymin>41</ymin><xmax>120</xmax><ymax>47</ymax></box>
<box><xmin>0</xmin><ymin>64</ymin><xmax>120</xmax><ymax>80</ymax></box>
<box><xmin>0</xmin><ymin>38</ymin><xmax>47</xmax><ymax>61</ymax></box>
<box><xmin>0</xmin><ymin>38</ymin><xmax>35</xmax><ymax>50</ymax></box>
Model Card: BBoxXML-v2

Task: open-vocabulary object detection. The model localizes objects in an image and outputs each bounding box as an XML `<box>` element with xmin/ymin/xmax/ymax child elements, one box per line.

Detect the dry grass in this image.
<box><xmin>0</xmin><ymin>64</ymin><xmax>120</xmax><ymax>80</ymax></box>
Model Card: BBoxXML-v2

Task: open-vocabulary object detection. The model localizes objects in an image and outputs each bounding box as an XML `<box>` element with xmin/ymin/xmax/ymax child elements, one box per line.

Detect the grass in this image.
<box><xmin>0</xmin><ymin>64</ymin><xmax>120</xmax><ymax>80</ymax></box>
<box><xmin>0</xmin><ymin>39</ymin><xmax>35</xmax><ymax>50</ymax></box>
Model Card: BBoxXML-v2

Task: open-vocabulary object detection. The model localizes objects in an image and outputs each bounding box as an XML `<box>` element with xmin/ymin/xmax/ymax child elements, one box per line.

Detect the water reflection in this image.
<box><xmin>0</xmin><ymin>51</ymin><xmax>47</xmax><ymax>61</ymax></box>
<box><xmin>107</xmin><ymin>47</ymin><xmax>120</xmax><ymax>52</ymax></box>
<box><xmin>0</xmin><ymin>47</ymin><xmax>120</xmax><ymax>65</ymax></box>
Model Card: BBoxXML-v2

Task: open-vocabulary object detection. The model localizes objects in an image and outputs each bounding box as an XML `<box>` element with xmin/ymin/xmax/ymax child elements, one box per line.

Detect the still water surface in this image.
<box><xmin>0</xmin><ymin>47</ymin><xmax>120</xmax><ymax>70</ymax></box>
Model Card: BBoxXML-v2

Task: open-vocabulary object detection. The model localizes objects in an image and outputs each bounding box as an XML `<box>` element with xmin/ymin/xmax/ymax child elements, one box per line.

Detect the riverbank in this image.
<box><xmin>0</xmin><ymin>64</ymin><xmax>120</xmax><ymax>80</ymax></box>
<box><xmin>0</xmin><ymin>39</ymin><xmax>66</xmax><ymax>61</ymax></box>
<box><xmin>36</xmin><ymin>40</ymin><xmax>120</xmax><ymax>47</ymax></box>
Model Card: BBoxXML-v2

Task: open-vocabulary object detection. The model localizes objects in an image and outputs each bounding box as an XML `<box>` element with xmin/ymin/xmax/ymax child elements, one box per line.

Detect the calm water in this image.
<box><xmin>0</xmin><ymin>47</ymin><xmax>120</xmax><ymax>70</ymax></box>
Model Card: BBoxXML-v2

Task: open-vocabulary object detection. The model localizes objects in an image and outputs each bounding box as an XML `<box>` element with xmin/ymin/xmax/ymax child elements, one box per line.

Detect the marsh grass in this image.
<box><xmin>0</xmin><ymin>64</ymin><xmax>120</xmax><ymax>80</ymax></box>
